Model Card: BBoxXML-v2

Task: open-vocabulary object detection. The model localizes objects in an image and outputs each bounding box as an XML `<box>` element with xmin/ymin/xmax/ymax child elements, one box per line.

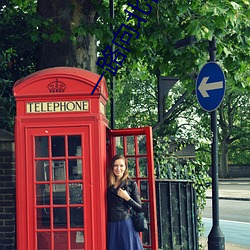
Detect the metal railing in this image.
<box><xmin>156</xmin><ymin>179</ymin><xmax>198</xmax><ymax>250</ymax></box>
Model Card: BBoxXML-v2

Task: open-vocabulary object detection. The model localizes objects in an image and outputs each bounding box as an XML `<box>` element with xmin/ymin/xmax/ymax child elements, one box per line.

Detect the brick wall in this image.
<box><xmin>0</xmin><ymin>130</ymin><xmax>16</xmax><ymax>250</ymax></box>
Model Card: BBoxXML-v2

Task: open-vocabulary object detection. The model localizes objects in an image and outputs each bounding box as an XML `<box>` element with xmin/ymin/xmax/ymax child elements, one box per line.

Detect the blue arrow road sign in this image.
<box><xmin>196</xmin><ymin>62</ymin><xmax>226</xmax><ymax>112</ymax></box>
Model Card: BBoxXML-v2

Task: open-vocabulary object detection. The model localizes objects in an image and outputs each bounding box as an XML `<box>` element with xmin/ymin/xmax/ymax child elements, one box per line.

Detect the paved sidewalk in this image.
<box><xmin>206</xmin><ymin>178</ymin><xmax>250</xmax><ymax>201</ymax></box>
<box><xmin>200</xmin><ymin>238</ymin><xmax>250</xmax><ymax>250</ymax></box>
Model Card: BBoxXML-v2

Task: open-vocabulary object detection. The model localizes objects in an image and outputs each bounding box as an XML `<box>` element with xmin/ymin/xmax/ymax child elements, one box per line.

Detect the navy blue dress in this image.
<box><xmin>107</xmin><ymin>180</ymin><xmax>143</xmax><ymax>250</ymax></box>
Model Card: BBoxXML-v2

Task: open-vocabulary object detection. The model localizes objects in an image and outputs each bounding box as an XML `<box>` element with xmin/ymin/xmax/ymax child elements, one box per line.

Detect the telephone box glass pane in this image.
<box><xmin>36</xmin><ymin>160</ymin><xmax>49</xmax><ymax>181</ymax></box>
<box><xmin>35</xmin><ymin>136</ymin><xmax>49</xmax><ymax>157</ymax></box>
<box><xmin>142</xmin><ymin>202</ymin><xmax>150</xmax><ymax>221</ymax></box>
<box><xmin>52</xmin><ymin>136</ymin><xmax>65</xmax><ymax>157</ymax></box>
<box><xmin>142</xmin><ymin>202</ymin><xmax>151</xmax><ymax>245</ymax></box>
<box><xmin>37</xmin><ymin>232</ymin><xmax>51</xmax><ymax>249</ymax></box>
<box><xmin>115</xmin><ymin>136</ymin><xmax>124</xmax><ymax>155</ymax></box>
<box><xmin>138</xmin><ymin>135</ymin><xmax>146</xmax><ymax>155</ymax></box>
<box><xmin>37</xmin><ymin>208</ymin><xmax>50</xmax><ymax>229</ymax></box>
<box><xmin>68</xmin><ymin>135</ymin><xmax>81</xmax><ymax>156</ymax></box>
<box><xmin>71</xmin><ymin>231</ymin><xmax>84</xmax><ymax>248</ymax></box>
<box><xmin>52</xmin><ymin>185</ymin><xmax>66</xmax><ymax>204</ymax></box>
<box><xmin>69</xmin><ymin>183</ymin><xmax>83</xmax><ymax>204</ymax></box>
<box><xmin>52</xmin><ymin>160</ymin><xmax>66</xmax><ymax>181</ymax></box>
<box><xmin>54</xmin><ymin>231</ymin><xmax>68</xmax><ymax>249</ymax></box>
<box><xmin>128</xmin><ymin>158</ymin><xmax>136</xmax><ymax>177</ymax></box>
<box><xmin>140</xmin><ymin>180</ymin><xmax>149</xmax><ymax>200</ymax></box>
<box><xmin>139</xmin><ymin>157</ymin><xmax>148</xmax><ymax>177</ymax></box>
<box><xmin>43</xmin><ymin>186</ymin><xmax>50</xmax><ymax>203</ymax></box>
<box><xmin>36</xmin><ymin>184</ymin><xmax>46</xmax><ymax>205</ymax></box>
<box><xmin>142</xmin><ymin>226</ymin><xmax>151</xmax><ymax>247</ymax></box>
<box><xmin>70</xmin><ymin>207</ymin><xmax>83</xmax><ymax>227</ymax></box>
<box><xmin>126</xmin><ymin>136</ymin><xmax>135</xmax><ymax>155</ymax></box>
<box><xmin>53</xmin><ymin>208</ymin><xmax>67</xmax><ymax>227</ymax></box>
<box><xmin>69</xmin><ymin>159</ymin><xmax>82</xmax><ymax>180</ymax></box>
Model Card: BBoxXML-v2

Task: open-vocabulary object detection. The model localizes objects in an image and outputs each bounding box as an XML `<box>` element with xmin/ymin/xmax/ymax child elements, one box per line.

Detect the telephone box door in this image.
<box><xmin>26</xmin><ymin>126</ymin><xmax>92</xmax><ymax>250</ymax></box>
<box><xmin>109</xmin><ymin>126</ymin><xmax>158</xmax><ymax>250</ymax></box>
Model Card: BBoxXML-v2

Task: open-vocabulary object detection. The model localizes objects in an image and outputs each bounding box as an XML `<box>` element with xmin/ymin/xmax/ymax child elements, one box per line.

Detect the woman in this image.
<box><xmin>107</xmin><ymin>154</ymin><xmax>144</xmax><ymax>250</ymax></box>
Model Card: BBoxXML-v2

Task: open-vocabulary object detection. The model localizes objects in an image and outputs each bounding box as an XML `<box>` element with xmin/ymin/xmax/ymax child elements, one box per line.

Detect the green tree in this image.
<box><xmin>218</xmin><ymin>89</ymin><xmax>250</xmax><ymax>177</ymax></box>
<box><xmin>36</xmin><ymin>0</ymin><xmax>101</xmax><ymax>70</ymax></box>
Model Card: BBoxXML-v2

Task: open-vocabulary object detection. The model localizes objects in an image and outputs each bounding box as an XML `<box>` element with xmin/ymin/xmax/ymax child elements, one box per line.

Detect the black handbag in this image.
<box><xmin>131</xmin><ymin>210</ymin><xmax>148</xmax><ymax>232</ymax></box>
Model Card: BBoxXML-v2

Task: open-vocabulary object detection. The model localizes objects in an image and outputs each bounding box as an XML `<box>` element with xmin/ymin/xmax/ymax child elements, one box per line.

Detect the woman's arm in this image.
<box><xmin>117</xmin><ymin>181</ymin><xmax>142</xmax><ymax>212</ymax></box>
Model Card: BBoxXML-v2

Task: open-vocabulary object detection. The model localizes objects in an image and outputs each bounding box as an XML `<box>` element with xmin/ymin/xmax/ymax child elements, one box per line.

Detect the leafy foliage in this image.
<box><xmin>154</xmin><ymin>136</ymin><xmax>211</xmax><ymax>240</ymax></box>
<box><xmin>95</xmin><ymin>0</ymin><xmax>249</xmax><ymax>178</ymax></box>
<box><xmin>0</xmin><ymin>0</ymin><xmax>37</xmax><ymax>131</ymax></box>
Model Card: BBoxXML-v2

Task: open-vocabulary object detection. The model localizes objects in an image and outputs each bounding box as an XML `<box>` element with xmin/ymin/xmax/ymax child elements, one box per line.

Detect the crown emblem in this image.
<box><xmin>47</xmin><ymin>79</ymin><xmax>66</xmax><ymax>93</ymax></box>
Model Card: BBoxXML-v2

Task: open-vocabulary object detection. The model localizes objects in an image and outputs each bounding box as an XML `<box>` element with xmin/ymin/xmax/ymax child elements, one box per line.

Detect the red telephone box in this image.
<box><xmin>13</xmin><ymin>67</ymin><xmax>158</xmax><ymax>250</ymax></box>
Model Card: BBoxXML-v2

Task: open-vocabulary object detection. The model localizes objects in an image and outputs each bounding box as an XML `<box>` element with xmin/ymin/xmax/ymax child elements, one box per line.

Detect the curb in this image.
<box><xmin>206</xmin><ymin>196</ymin><xmax>250</xmax><ymax>201</ymax></box>
<box><xmin>219</xmin><ymin>178</ymin><xmax>250</xmax><ymax>182</ymax></box>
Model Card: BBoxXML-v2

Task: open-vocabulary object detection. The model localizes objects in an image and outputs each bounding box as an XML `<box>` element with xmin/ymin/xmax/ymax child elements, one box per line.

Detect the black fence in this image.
<box><xmin>156</xmin><ymin>179</ymin><xmax>198</xmax><ymax>250</ymax></box>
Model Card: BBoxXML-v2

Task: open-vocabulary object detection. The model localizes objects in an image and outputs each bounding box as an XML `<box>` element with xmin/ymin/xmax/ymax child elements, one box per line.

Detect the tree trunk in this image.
<box><xmin>37</xmin><ymin>0</ymin><xmax>99</xmax><ymax>71</ymax></box>
<box><xmin>219</xmin><ymin>139</ymin><xmax>229</xmax><ymax>178</ymax></box>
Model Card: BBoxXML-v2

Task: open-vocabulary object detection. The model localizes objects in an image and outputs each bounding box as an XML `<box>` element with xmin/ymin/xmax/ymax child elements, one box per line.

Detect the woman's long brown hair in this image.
<box><xmin>107</xmin><ymin>154</ymin><xmax>130</xmax><ymax>187</ymax></box>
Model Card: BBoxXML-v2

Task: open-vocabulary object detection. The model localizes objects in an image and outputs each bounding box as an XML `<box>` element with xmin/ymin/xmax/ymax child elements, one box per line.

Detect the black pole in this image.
<box><xmin>208</xmin><ymin>37</ymin><xmax>225</xmax><ymax>250</ymax></box>
<box><xmin>157</xmin><ymin>76</ymin><xmax>162</xmax><ymax>123</ymax></box>
<box><xmin>110</xmin><ymin>0</ymin><xmax>115</xmax><ymax>129</ymax></box>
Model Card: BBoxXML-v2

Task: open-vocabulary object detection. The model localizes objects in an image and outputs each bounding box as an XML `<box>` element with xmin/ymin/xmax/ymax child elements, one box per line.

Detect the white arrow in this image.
<box><xmin>198</xmin><ymin>76</ymin><xmax>223</xmax><ymax>98</ymax></box>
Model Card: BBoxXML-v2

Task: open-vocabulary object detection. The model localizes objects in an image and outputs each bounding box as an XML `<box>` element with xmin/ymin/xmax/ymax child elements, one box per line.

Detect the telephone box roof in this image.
<box><xmin>13</xmin><ymin>67</ymin><xmax>108</xmax><ymax>99</ymax></box>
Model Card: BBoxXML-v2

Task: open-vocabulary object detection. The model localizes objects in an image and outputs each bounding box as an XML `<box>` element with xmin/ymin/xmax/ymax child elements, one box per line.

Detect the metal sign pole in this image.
<box><xmin>208</xmin><ymin>37</ymin><xmax>225</xmax><ymax>250</ymax></box>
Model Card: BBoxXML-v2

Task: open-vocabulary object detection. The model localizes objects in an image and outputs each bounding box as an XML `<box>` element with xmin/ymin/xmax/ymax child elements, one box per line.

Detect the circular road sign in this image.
<box><xmin>196</xmin><ymin>62</ymin><xmax>226</xmax><ymax>112</ymax></box>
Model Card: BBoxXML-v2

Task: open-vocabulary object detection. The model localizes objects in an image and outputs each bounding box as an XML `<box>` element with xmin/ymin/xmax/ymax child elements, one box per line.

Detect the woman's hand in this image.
<box><xmin>117</xmin><ymin>188</ymin><xmax>131</xmax><ymax>201</ymax></box>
